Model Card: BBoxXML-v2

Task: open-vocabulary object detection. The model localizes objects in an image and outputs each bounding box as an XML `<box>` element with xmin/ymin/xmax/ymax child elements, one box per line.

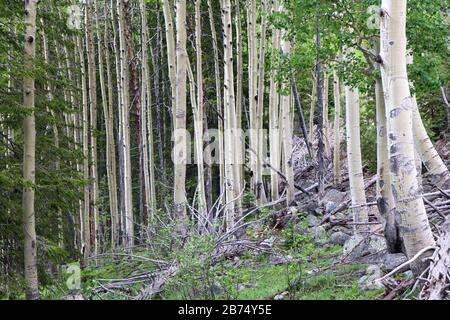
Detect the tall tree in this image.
<box><xmin>380</xmin><ymin>0</ymin><xmax>435</xmax><ymax>272</ymax></box>
<box><xmin>23</xmin><ymin>0</ymin><xmax>39</xmax><ymax>300</ymax></box>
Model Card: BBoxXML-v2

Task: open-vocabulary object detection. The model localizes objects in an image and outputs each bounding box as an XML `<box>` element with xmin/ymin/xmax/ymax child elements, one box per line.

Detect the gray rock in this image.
<box><xmin>238</xmin><ymin>283</ymin><xmax>259</xmax><ymax>291</ymax></box>
<box><xmin>322</xmin><ymin>189</ymin><xmax>347</xmax><ymax>211</ymax></box>
<box><xmin>403</xmin><ymin>270</ymin><xmax>414</xmax><ymax>280</ymax></box>
<box><xmin>343</xmin><ymin>234</ymin><xmax>387</xmax><ymax>261</ymax></box>
<box><xmin>274</xmin><ymin>291</ymin><xmax>289</xmax><ymax>300</ymax></box>
<box><xmin>381</xmin><ymin>253</ymin><xmax>408</xmax><ymax>272</ymax></box>
<box><xmin>307</xmin><ymin>214</ymin><xmax>320</xmax><ymax>227</ymax></box>
<box><xmin>329</xmin><ymin>231</ymin><xmax>351</xmax><ymax>245</ymax></box>
<box><xmin>358</xmin><ymin>265</ymin><xmax>385</xmax><ymax>291</ymax></box>
<box><xmin>311</xmin><ymin>226</ymin><xmax>327</xmax><ymax>244</ymax></box>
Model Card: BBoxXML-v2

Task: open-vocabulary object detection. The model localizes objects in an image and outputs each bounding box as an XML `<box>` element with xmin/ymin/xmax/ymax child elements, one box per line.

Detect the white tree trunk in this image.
<box><xmin>345</xmin><ymin>83</ymin><xmax>370</xmax><ymax>234</ymax></box>
<box><xmin>380</xmin><ymin>0</ymin><xmax>435</xmax><ymax>269</ymax></box>
<box><xmin>23</xmin><ymin>0</ymin><xmax>39</xmax><ymax>300</ymax></box>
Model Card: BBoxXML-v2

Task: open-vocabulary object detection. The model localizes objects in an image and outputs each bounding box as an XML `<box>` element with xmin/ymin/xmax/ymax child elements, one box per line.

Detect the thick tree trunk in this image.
<box><xmin>23</xmin><ymin>0</ymin><xmax>39</xmax><ymax>300</ymax></box>
<box><xmin>380</xmin><ymin>0</ymin><xmax>435</xmax><ymax>272</ymax></box>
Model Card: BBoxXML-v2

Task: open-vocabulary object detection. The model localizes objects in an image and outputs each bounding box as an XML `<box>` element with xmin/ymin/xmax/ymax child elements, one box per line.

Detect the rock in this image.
<box><xmin>403</xmin><ymin>271</ymin><xmax>414</xmax><ymax>280</ymax></box>
<box><xmin>322</xmin><ymin>189</ymin><xmax>347</xmax><ymax>213</ymax></box>
<box><xmin>381</xmin><ymin>253</ymin><xmax>408</xmax><ymax>272</ymax></box>
<box><xmin>358</xmin><ymin>265</ymin><xmax>385</xmax><ymax>291</ymax></box>
<box><xmin>329</xmin><ymin>231</ymin><xmax>351</xmax><ymax>245</ymax></box>
<box><xmin>305</xmin><ymin>200</ymin><xmax>319</xmax><ymax>216</ymax></box>
<box><xmin>311</xmin><ymin>226</ymin><xmax>327</xmax><ymax>244</ymax></box>
<box><xmin>238</xmin><ymin>283</ymin><xmax>259</xmax><ymax>291</ymax></box>
<box><xmin>307</xmin><ymin>214</ymin><xmax>320</xmax><ymax>227</ymax></box>
<box><xmin>63</xmin><ymin>294</ymin><xmax>85</xmax><ymax>300</ymax></box>
<box><xmin>260</xmin><ymin>236</ymin><xmax>276</xmax><ymax>248</ymax></box>
<box><xmin>343</xmin><ymin>234</ymin><xmax>387</xmax><ymax>261</ymax></box>
<box><xmin>274</xmin><ymin>291</ymin><xmax>289</xmax><ymax>300</ymax></box>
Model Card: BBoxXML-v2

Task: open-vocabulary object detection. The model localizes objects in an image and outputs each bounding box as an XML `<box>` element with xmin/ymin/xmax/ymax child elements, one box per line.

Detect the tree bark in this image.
<box><xmin>333</xmin><ymin>67</ymin><xmax>342</xmax><ymax>186</ymax></box>
<box><xmin>380</xmin><ymin>0</ymin><xmax>435</xmax><ymax>272</ymax></box>
<box><xmin>23</xmin><ymin>0</ymin><xmax>39</xmax><ymax>300</ymax></box>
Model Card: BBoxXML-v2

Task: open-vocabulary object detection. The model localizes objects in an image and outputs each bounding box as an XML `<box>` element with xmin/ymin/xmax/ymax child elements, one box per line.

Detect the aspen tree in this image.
<box><xmin>269</xmin><ymin>0</ymin><xmax>281</xmax><ymax>201</ymax></box>
<box><xmin>117</xmin><ymin>0</ymin><xmax>134</xmax><ymax>247</ymax></box>
<box><xmin>207</xmin><ymin>0</ymin><xmax>225</xmax><ymax>196</ymax></box>
<box><xmin>412</xmin><ymin>96</ymin><xmax>450</xmax><ymax>189</ymax></box>
<box><xmin>162</xmin><ymin>0</ymin><xmax>176</xmax><ymax>127</ymax></box>
<box><xmin>194</xmin><ymin>0</ymin><xmax>207</xmax><ymax>219</ymax></box>
<box><xmin>41</xmin><ymin>23</ymin><xmax>63</xmax><ymax>246</ymax></box>
<box><xmin>308</xmin><ymin>73</ymin><xmax>316</xmax><ymax>147</ymax></box>
<box><xmin>140</xmin><ymin>0</ymin><xmax>157</xmax><ymax>228</ymax></box>
<box><xmin>345</xmin><ymin>84</ymin><xmax>370</xmax><ymax>234</ymax></box>
<box><xmin>374</xmin><ymin>41</ymin><xmax>397</xmax><ymax>252</ymax></box>
<box><xmin>173</xmin><ymin>0</ymin><xmax>188</xmax><ymax>231</ymax></box>
<box><xmin>380</xmin><ymin>0</ymin><xmax>435</xmax><ymax>269</ymax></box>
<box><xmin>315</xmin><ymin>5</ymin><xmax>325</xmax><ymax>198</ymax></box>
<box><xmin>256</xmin><ymin>0</ymin><xmax>268</xmax><ymax>205</ymax></box>
<box><xmin>247</xmin><ymin>0</ymin><xmax>258</xmax><ymax>195</ymax></box>
<box><xmin>235</xmin><ymin>0</ymin><xmax>244</xmax><ymax>193</ymax></box>
<box><xmin>111</xmin><ymin>0</ymin><xmax>125</xmax><ymax>242</ymax></box>
<box><xmin>153</xmin><ymin>4</ymin><xmax>167</xmax><ymax>183</ymax></box>
<box><xmin>104</xmin><ymin>0</ymin><xmax>120</xmax><ymax>247</ymax></box>
<box><xmin>23</xmin><ymin>0</ymin><xmax>39</xmax><ymax>300</ymax></box>
<box><xmin>85</xmin><ymin>0</ymin><xmax>100</xmax><ymax>255</ymax></box>
<box><xmin>332</xmin><ymin>67</ymin><xmax>341</xmax><ymax>186</ymax></box>
<box><xmin>323</xmin><ymin>68</ymin><xmax>331</xmax><ymax>159</ymax></box>
<box><xmin>76</xmin><ymin>34</ymin><xmax>91</xmax><ymax>265</ymax></box>
<box><xmin>222</xmin><ymin>0</ymin><xmax>240</xmax><ymax>228</ymax></box>
<box><xmin>280</xmin><ymin>26</ymin><xmax>295</xmax><ymax>206</ymax></box>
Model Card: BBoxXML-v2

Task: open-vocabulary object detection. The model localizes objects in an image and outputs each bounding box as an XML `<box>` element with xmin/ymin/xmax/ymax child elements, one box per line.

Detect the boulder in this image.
<box><xmin>381</xmin><ymin>253</ymin><xmax>408</xmax><ymax>272</ymax></box>
<box><xmin>311</xmin><ymin>226</ymin><xmax>327</xmax><ymax>244</ymax></box>
<box><xmin>358</xmin><ymin>265</ymin><xmax>385</xmax><ymax>291</ymax></box>
<box><xmin>329</xmin><ymin>231</ymin><xmax>351</xmax><ymax>245</ymax></box>
<box><xmin>322</xmin><ymin>189</ymin><xmax>347</xmax><ymax>213</ymax></box>
<box><xmin>306</xmin><ymin>214</ymin><xmax>320</xmax><ymax>227</ymax></box>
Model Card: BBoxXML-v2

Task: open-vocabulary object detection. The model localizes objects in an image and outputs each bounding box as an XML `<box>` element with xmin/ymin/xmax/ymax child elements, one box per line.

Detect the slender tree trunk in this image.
<box><xmin>104</xmin><ymin>0</ymin><xmax>120</xmax><ymax>249</ymax></box>
<box><xmin>248</xmin><ymin>0</ymin><xmax>258</xmax><ymax>195</ymax></box>
<box><xmin>140</xmin><ymin>0</ymin><xmax>157</xmax><ymax>232</ymax></box>
<box><xmin>333</xmin><ymin>67</ymin><xmax>342</xmax><ymax>186</ymax></box>
<box><xmin>308</xmin><ymin>73</ymin><xmax>316</xmax><ymax>148</ymax></box>
<box><xmin>374</xmin><ymin>40</ymin><xmax>398</xmax><ymax>253</ymax></box>
<box><xmin>323</xmin><ymin>68</ymin><xmax>331</xmax><ymax>159</ymax></box>
<box><xmin>255</xmin><ymin>0</ymin><xmax>268</xmax><ymax>205</ymax></box>
<box><xmin>207</xmin><ymin>0</ymin><xmax>224</xmax><ymax>197</ymax></box>
<box><xmin>235</xmin><ymin>0</ymin><xmax>244</xmax><ymax>194</ymax></box>
<box><xmin>380</xmin><ymin>0</ymin><xmax>435</xmax><ymax>272</ymax></box>
<box><xmin>222</xmin><ymin>0</ymin><xmax>241</xmax><ymax>229</ymax></box>
<box><xmin>153</xmin><ymin>4</ymin><xmax>167</xmax><ymax>184</ymax></box>
<box><xmin>269</xmin><ymin>0</ymin><xmax>281</xmax><ymax>201</ymax></box>
<box><xmin>173</xmin><ymin>0</ymin><xmax>188</xmax><ymax>235</ymax></box>
<box><xmin>41</xmin><ymin>23</ymin><xmax>63</xmax><ymax>247</ymax></box>
<box><xmin>315</xmin><ymin>4</ymin><xmax>325</xmax><ymax>198</ymax></box>
<box><xmin>345</xmin><ymin>84</ymin><xmax>370</xmax><ymax>234</ymax></box>
<box><xmin>76</xmin><ymin>33</ymin><xmax>90</xmax><ymax>266</ymax></box>
<box><xmin>85</xmin><ymin>0</ymin><xmax>99</xmax><ymax>257</ymax></box>
<box><xmin>23</xmin><ymin>0</ymin><xmax>39</xmax><ymax>300</ymax></box>
<box><xmin>194</xmin><ymin>0</ymin><xmax>207</xmax><ymax>221</ymax></box>
<box><xmin>412</xmin><ymin>96</ymin><xmax>450</xmax><ymax>189</ymax></box>
<box><xmin>117</xmin><ymin>0</ymin><xmax>134</xmax><ymax>247</ymax></box>
<box><xmin>280</xmin><ymin>26</ymin><xmax>295</xmax><ymax>206</ymax></box>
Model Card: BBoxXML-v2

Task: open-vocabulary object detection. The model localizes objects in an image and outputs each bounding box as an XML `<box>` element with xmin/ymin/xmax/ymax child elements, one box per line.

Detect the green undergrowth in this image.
<box><xmin>36</xmin><ymin>215</ymin><xmax>385</xmax><ymax>300</ymax></box>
